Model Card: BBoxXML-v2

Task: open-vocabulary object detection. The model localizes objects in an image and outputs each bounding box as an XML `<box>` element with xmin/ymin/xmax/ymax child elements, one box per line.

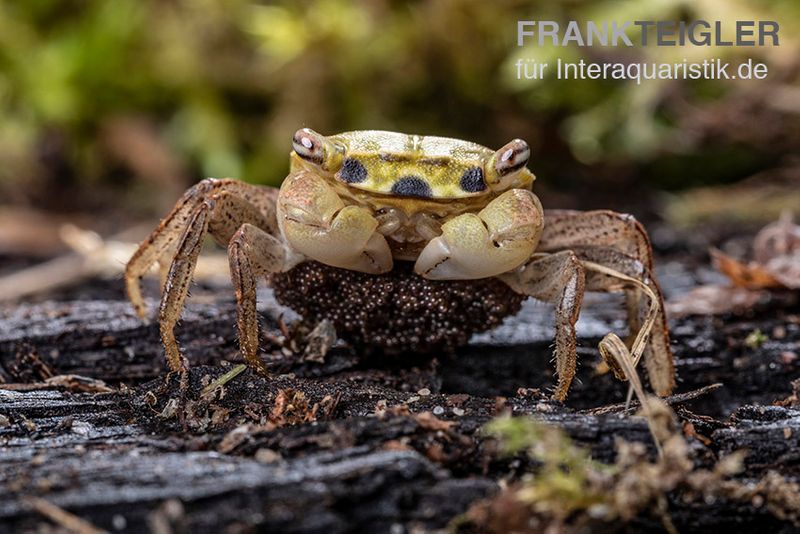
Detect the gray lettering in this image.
<box><xmin>759</xmin><ymin>21</ymin><xmax>779</xmax><ymax>46</ymax></box>
<box><xmin>656</xmin><ymin>21</ymin><xmax>676</xmax><ymax>45</ymax></box>
<box><xmin>736</xmin><ymin>21</ymin><xmax>755</xmax><ymax>46</ymax></box>
<box><xmin>517</xmin><ymin>21</ymin><xmax>536</xmax><ymax>46</ymax></box>
<box><xmin>634</xmin><ymin>21</ymin><xmax>654</xmax><ymax>46</ymax></box>
<box><xmin>688</xmin><ymin>20</ymin><xmax>711</xmax><ymax>46</ymax></box>
<box><xmin>562</xmin><ymin>21</ymin><xmax>585</xmax><ymax>46</ymax></box>
<box><xmin>611</xmin><ymin>21</ymin><xmax>633</xmax><ymax>46</ymax></box>
<box><xmin>586</xmin><ymin>21</ymin><xmax>608</xmax><ymax>46</ymax></box>
<box><xmin>539</xmin><ymin>21</ymin><xmax>560</xmax><ymax>46</ymax></box>
<box><xmin>715</xmin><ymin>21</ymin><xmax>732</xmax><ymax>46</ymax></box>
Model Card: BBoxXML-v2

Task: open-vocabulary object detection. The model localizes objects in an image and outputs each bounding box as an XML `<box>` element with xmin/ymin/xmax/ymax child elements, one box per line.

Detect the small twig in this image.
<box><xmin>0</xmin><ymin>224</ymin><xmax>229</xmax><ymax>302</ymax></box>
<box><xmin>583</xmin><ymin>383</ymin><xmax>724</xmax><ymax>416</ymax></box>
<box><xmin>200</xmin><ymin>364</ymin><xmax>247</xmax><ymax>399</ymax></box>
<box><xmin>24</xmin><ymin>496</ymin><xmax>108</xmax><ymax>534</ymax></box>
<box><xmin>0</xmin><ymin>375</ymin><xmax>114</xmax><ymax>394</ymax></box>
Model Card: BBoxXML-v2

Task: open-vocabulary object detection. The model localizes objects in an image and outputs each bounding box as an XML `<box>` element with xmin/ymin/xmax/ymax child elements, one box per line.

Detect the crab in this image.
<box><xmin>125</xmin><ymin>129</ymin><xmax>675</xmax><ymax>400</ymax></box>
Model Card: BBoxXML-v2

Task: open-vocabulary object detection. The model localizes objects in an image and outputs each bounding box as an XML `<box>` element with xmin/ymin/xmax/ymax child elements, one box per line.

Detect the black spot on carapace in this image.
<box><xmin>460</xmin><ymin>167</ymin><xmax>486</xmax><ymax>192</ymax></box>
<box><xmin>391</xmin><ymin>176</ymin><xmax>432</xmax><ymax>198</ymax></box>
<box><xmin>339</xmin><ymin>158</ymin><xmax>368</xmax><ymax>183</ymax></box>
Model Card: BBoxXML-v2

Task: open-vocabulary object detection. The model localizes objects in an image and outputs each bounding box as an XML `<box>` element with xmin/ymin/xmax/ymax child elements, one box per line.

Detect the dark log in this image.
<box><xmin>0</xmin><ymin>440</ymin><xmax>495</xmax><ymax>533</ymax></box>
<box><xmin>0</xmin><ymin>269</ymin><xmax>798</xmax><ymax>532</ymax></box>
<box><xmin>3</xmin><ymin>289</ymin><xmax>799</xmax><ymax>415</ymax></box>
<box><xmin>0</xmin><ymin>364</ymin><xmax>798</xmax><ymax>532</ymax></box>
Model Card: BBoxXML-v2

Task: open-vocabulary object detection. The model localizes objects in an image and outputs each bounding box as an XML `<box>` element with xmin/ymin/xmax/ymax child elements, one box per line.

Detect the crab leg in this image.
<box><xmin>125</xmin><ymin>178</ymin><xmax>279</xmax><ymax>320</ymax></box>
<box><xmin>149</xmin><ymin>188</ymin><xmax>289</xmax><ymax>373</ymax></box>
<box><xmin>538</xmin><ymin>210</ymin><xmax>675</xmax><ymax>396</ymax></box>
<box><xmin>228</xmin><ymin>223</ymin><xmax>289</xmax><ymax>373</ymax></box>
<box><xmin>278</xmin><ymin>170</ymin><xmax>393</xmax><ymax>274</ymax></box>
<box><xmin>158</xmin><ymin>205</ymin><xmax>208</xmax><ymax>373</ymax></box>
<box><xmin>538</xmin><ymin>210</ymin><xmax>657</xmax><ymax>337</ymax></box>
<box><xmin>415</xmin><ymin>189</ymin><xmax>544</xmax><ymax>280</ymax></box>
<box><xmin>500</xmin><ymin>251</ymin><xmax>586</xmax><ymax>400</ymax></box>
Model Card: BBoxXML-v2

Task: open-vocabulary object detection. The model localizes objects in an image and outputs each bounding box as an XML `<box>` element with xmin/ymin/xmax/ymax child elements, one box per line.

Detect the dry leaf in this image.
<box><xmin>754</xmin><ymin>211</ymin><xmax>800</xmax><ymax>263</ymax></box>
<box><xmin>669</xmin><ymin>212</ymin><xmax>799</xmax><ymax>316</ymax></box>
<box><xmin>667</xmin><ymin>285</ymin><xmax>763</xmax><ymax>317</ymax></box>
<box><xmin>414</xmin><ymin>411</ymin><xmax>455</xmax><ymax>432</ymax></box>
<box><xmin>710</xmin><ymin>248</ymin><xmax>783</xmax><ymax>289</ymax></box>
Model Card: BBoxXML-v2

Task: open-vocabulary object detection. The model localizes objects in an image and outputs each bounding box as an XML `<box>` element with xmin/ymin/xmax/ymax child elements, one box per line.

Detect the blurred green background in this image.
<box><xmin>1</xmin><ymin>0</ymin><xmax>798</xmax><ymax>220</ymax></box>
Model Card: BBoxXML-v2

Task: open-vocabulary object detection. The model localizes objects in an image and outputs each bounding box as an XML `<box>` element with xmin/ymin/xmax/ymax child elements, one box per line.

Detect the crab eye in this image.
<box><xmin>459</xmin><ymin>166</ymin><xmax>486</xmax><ymax>193</ymax></box>
<box><xmin>292</xmin><ymin>128</ymin><xmax>324</xmax><ymax>164</ymax></box>
<box><xmin>494</xmin><ymin>139</ymin><xmax>530</xmax><ymax>176</ymax></box>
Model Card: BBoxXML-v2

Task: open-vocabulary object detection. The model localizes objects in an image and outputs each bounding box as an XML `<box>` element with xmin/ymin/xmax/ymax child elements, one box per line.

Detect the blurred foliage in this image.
<box><xmin>0</xmin><ymin>0</ymin><xmax>799</xmax><ymax>212</ymax></box>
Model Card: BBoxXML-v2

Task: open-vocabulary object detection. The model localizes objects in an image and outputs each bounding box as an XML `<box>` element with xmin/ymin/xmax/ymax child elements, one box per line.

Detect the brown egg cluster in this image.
<box><xmin>270</xmin><ymin>261</ymin><xmax>525</xmax><ymax>354</ymax></box>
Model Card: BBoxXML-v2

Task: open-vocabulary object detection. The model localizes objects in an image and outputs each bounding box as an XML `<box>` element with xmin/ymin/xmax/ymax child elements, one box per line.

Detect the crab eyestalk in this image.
<box><xmin>292</xmin><ymin>128</ymin><xmax>345</xmax><ymax>172</ymax></box>
<box><xmin>485</xmin><ymin>139</ymin><xmax>531</xmax><ymax>191</ymax></box>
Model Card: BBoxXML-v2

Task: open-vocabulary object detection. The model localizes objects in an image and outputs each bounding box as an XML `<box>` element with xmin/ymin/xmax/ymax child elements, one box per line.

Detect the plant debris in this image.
<box><xmin>269</xmin><ymin>388</ymin><xmax>340</xmax><ymax>427</ymax></box>
<box><xmin>711</xmin><ymin>212</ymin><xmax>800</xmax><ymax>290</ymax></box>
<box><xmin>668</xmin><ymin>212</ymin><xmax>800</xmax><ymax>316</ymax></box>
<box><xmin>25</xmin><ymin>497</ymin><xmax>106</xmax><ymax>534</ymax></box>
<box><xmin>302</xmin><ymin>319</ymin><xmax>337</xmax><ymax>363</ymax></box>
<box><xmin>465</xmin><ymin>401</ymin><xmax>800</xmax><ymax>533</ymax></box>
<box><xmin>0</xmin><ymin>374</ymin><xmax>113</xmax><ymax>393</ymax></box>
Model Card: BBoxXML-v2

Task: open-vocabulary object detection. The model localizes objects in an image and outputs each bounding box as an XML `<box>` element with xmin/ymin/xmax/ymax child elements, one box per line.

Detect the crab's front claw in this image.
<box><xmin>415</xmin><ymin>189</ymin><xmax>543</xmax><ymax>280</ymax></box>
<box><xmin>278</xmin><ymin>170</ymin><xmax>393</xmax><ymax>274</ymax></box>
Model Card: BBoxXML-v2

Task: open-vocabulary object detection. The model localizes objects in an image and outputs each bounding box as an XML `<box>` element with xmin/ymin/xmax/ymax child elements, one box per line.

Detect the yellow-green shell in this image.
<box><xmin>329</xmin><ymin>131</ymin><xmax>495</xmax><ymax>200</ymax></box>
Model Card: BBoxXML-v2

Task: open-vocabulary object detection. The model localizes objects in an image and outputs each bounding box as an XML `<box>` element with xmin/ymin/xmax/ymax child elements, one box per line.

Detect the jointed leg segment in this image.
<box><xmin>501</xmin><ymin>251</ymin><xmax>586</xmax><ymax>400</ymax></box>
<box><xmin>228</xmin><ymin>223</ymin><xmax>287</xmax><ymax>373</ymax></box>
<box><xmin>125</xmin><ymin>179</ymin><xmax>279</xmax><ymax>320</ymax></box>
<box><xmin>542</xmin><ymin>210</ymin><xmax>674</xmax><ymax>396</ymax></box>
<box><xmin>125</xmin><ymin>178</ymin><xmax>291</xmax><ymax>374</ymax></box>
<box><xmin>510</xmin><ymin>209</ymin><xmax>675</xmax><ymax>398</ymax></box>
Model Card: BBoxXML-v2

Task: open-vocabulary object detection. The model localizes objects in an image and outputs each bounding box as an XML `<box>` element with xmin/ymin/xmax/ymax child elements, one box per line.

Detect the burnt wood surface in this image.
<box><xmin>1</xmin><ymin>261</ymin><xmax>799</xmax><ymax>533</ymax></box>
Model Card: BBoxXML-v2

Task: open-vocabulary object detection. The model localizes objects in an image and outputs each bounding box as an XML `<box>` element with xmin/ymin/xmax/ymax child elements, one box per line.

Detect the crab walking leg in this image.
<box><xmin>500</xmin><ymin>251</ymin><xmax>587</xmax><ymax>400</ymax></box>
<box><xmin>539</xmin><ymin>209</ymin><xmax>654</xmax><ymax>332</ymax></box>
<box><xmin>582</xmin><ymin>260</ymin><xmax>661</xmax><ymax>408</ymax></box>
<box><xmin>157</xmin><ymin>191</ymin><xmax>284</xmax><ymax>372</ymax></box>
<box><xmin>538</xmin><ymin>210</ymin><xmax>675</xmax><ymax>396</ymax></box>
<box><xmin>228</xmin><ymin>223</ymin><xmax>290</xmax><ymax>374</ymax></box>
<box><xmin>158</xmin><ymin>208</ymin><xmax>208</xmax><ymax>372</ymax></box>
<box><xmin>278</xmin><ymin>170</ymin><xmax>393</xmax><ymax>274</ymax></box>
<box><xmin>540</xmin><ymin>210</ymin><xmax>655</xmax><ymax>265</ymax></box>
<box><xmin>415</xmin><ymin>189</ymin><xmax>544</xmax><ymax>280</ymax></box>
<box><xmin>125</xmin><ymin>178</ymin><xmax>279</xmax><ymax>320</ymax></box>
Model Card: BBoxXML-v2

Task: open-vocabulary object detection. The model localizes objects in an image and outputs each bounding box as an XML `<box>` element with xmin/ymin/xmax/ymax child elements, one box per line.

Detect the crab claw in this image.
<box><xmin>278</xmin><ymin>170</ymin><xmax>393</xmax><ymax>274</ymax></box>
<box><xmin>415</xmin><ymin>189</ymin><xmax>543</xmax><ymax>280</ymax></box>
